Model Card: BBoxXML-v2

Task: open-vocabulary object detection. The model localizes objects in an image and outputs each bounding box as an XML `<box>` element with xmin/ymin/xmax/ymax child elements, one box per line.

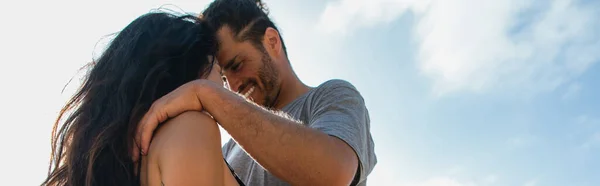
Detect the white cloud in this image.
<box><xmin>317</xmin><ymin>0</ymin><xmax>600</xmax><ymax>96</ymax></box>
<box><xmin>316</xmin><ymin>0</ymin><xmax>422</xmax><ymax>35</ymax></box>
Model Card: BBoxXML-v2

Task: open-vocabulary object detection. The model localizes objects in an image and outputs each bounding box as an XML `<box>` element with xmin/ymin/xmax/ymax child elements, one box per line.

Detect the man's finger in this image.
<box><xmin>139</xmin><ymin>116</ymin><xmax>151</xmax><ymax>155</ymax></box>
<box><xmin>140</xmin><ymin>107</ymin><xmax>164</xmax><ymax>155</ymax></box>
<box><xmin>131</xmin><ymin>138</ymin><xmax>140</xmax><ymax>162</ymax></box>
<box><xmin>136</xmin><ymin>104</ymin><xmax>154</xmax><ymax>155</ymax></box>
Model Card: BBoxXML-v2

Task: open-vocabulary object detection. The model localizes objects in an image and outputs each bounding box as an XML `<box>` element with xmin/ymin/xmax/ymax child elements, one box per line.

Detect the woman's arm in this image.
<box><xmin>145</xmin><ymin>111</ymin><xmax>225</xmax><ymax>186</ymax></box>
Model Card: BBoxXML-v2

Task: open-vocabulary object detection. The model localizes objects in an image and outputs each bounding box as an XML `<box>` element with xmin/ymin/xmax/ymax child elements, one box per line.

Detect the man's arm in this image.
<box><xmin>136</xmin><ymin>80</ymin><xmax>363</xmax><ymax>185</ymax></box>
<box><xmin>199</xmin><ymin>81</ymin><xmax>359</xmax><ymax>186</ymax></box>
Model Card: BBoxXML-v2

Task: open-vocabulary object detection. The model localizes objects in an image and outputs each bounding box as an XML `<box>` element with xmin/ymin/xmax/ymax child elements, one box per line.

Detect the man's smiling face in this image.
<box><xmin>215</xmin><ymin>26</ymin><xmax>281</xmax><ymax>108</ymax></box>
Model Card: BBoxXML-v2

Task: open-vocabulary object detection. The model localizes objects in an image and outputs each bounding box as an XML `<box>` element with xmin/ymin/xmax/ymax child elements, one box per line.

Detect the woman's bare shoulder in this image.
<box><xmin>145</xmin><ymin>111</ymin><xmax>225</xmax><ymax>185</ymax></box>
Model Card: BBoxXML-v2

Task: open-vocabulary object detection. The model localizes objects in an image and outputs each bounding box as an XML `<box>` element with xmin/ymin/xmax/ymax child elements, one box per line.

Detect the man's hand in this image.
<box><xmin>133</xmin><ymin>80</ymin><xmax>210</xmax><ymax>162</ymax></box>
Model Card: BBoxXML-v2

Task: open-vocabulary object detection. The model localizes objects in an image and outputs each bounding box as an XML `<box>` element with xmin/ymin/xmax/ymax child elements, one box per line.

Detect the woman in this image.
<box><xmin>43</xmin><ymin>12</ymin><xmax>243</xmax><ymax>186</ymax></box>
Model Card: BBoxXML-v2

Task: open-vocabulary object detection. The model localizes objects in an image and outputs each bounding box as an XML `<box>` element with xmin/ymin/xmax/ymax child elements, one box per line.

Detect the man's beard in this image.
<box><xmin>257</xmin><ymin>50</ymin><xmax>280</xmax><ymax>108</ymax></box>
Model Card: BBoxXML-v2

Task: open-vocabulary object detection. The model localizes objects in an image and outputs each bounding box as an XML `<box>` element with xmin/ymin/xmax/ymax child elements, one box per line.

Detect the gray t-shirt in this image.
<box><xmin>222</xmin><ymin>79</ymin><xmax>377</xmax><ymax>186</ymax></box>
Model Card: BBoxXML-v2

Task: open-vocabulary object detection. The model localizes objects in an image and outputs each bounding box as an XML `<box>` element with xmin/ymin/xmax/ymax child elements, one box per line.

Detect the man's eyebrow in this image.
<box><xmin>222</xmin><ymin>55</ymin><xmax>238</xmax><ymax>71</ymax></box>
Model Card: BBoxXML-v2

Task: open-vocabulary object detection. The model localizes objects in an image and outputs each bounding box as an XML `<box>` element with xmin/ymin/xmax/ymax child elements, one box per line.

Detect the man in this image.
<box><xmin>135</xmin><ymin>0</ymin><xmax>377</xmax><ymax>185</ymax></box>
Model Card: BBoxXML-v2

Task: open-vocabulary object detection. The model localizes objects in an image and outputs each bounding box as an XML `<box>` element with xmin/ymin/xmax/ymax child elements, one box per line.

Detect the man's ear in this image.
<box><xmin>263</xmin><ymin>27</ymin><xmax>282</xmax><ymax>56</ymax></box>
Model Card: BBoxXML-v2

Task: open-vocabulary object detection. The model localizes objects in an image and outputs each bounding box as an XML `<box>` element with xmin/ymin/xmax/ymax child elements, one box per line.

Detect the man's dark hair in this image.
<box><xmin>203</xmin><ymin>0</ymin><xmax>288</xmax><ymax>56</ymax></box>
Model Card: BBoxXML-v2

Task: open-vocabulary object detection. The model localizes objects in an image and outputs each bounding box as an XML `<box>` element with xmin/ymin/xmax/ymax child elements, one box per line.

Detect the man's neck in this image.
<box><xmin>272</xmin><ymin>74</ymin><xmax>311</xmax><ymax>110</ymax></box>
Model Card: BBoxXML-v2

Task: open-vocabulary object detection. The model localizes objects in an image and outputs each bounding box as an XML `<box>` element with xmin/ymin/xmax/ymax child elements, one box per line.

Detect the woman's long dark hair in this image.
<box><xmin>43</xmin><ymin>12</ymin><xmax>216</xmax><ymax>186</ymax></box>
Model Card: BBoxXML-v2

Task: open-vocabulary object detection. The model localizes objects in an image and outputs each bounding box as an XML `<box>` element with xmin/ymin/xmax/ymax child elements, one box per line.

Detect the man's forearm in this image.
<box><xmin>197</xmin><ymin>83</ymin><xmax>358</xmax><ymax>185</ymax></box>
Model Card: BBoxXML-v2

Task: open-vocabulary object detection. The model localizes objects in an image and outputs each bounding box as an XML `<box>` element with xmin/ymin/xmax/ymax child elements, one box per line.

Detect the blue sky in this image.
<box><xmin>283</xmin><ymin>0</ymin><xmax>600</xmax><ymax>185</ymax></box>
<box><xmin>1</xmin><ymin>0</ymin><xmax>599</xmax><ymax>185</ymax></box>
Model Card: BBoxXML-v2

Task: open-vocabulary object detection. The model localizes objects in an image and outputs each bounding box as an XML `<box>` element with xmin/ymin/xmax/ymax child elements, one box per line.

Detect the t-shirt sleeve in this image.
<box><xmin>308</xmin><ymin>80</ymin><xmax>377</xmax><ymax>183</ymax></box>
<box><xmin>221</xmin><ymin>139</ymin><xmax>234</xmax><ymax>157</ymax></box>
